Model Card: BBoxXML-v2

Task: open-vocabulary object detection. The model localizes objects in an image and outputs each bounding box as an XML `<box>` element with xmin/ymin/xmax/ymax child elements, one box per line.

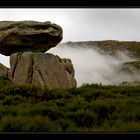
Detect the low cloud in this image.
<box><xmin>48</xmin><ymin>44</ymin><xmax>139</xmax><ymax>86</ymax></box>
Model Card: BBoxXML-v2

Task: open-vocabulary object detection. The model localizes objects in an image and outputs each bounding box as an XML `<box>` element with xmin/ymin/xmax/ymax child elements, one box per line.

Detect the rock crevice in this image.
<box><xmin>10</xmin><ymin>52</ymin><xmax>77</xmax><ymax>89</ymax></box>
<box><xmin>11</xmin><ymin>52</ymin><xmax>22</xmax><ymax>78</ymax></box>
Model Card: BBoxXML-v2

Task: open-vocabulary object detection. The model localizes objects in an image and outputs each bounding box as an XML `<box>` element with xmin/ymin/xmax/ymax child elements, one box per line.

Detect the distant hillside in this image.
<box><xmin>59</xmin><ymin>40</ymin><xmax>140</xmax><ymax>85</ymax></box>
<box><xmin>60</xmin><ymin>40</ymin><xmax>140</xmax><ymax>58</ymax></box>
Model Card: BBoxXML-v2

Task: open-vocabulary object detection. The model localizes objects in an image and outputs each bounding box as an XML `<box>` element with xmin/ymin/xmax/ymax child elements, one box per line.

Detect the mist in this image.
<box><xmin>48</xmin><ymin>44</ymin><xmax>139</xmax><ymax>86</ymax></box>
<box><xmin>0</xmin><ymin>44</ymin><xmax>139</xmax><ymax>87</ymax></box>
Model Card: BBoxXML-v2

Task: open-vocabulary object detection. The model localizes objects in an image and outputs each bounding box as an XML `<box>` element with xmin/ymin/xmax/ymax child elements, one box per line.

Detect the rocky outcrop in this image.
<box><xmin>10</xmin><ymin>52</ymin><xmax>77</xmax><ymax>89</ymax></box>
<box><xmin>0</xmin><ymin>63</ymin><xmax>11</xmax><ymax>79</ymax></box>
<box><xmin>120</xmin><ymin>60</ymin><xmax>140</xmax><ymax>73</ymax></box>
<box><xmin>0</xmin><ymin>20</ymin><xmax>77</xmax><ymax>89</ymax></box>
<box><xmin>0</xmin><ymin>21</ymin><xmax>63</xmax><ymax>56</ymax></box>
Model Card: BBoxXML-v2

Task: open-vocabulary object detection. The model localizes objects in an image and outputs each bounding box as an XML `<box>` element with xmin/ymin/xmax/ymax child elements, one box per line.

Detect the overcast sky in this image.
<box><xmin>0</xmin><ymin>8</ymin><xmax>140</xmax><ymax>67</ymax></box>
<box><xmin>0</xmin><ymin>8</ymin><xmax>140</xmax><ymax>42</ymax></box>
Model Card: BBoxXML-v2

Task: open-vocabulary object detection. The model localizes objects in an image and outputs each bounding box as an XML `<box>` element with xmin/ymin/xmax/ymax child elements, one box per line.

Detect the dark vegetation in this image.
<box><xmin>123</xmin><ymin>60</ymin><xmax>140</xmax><ymax>70</ymax></box>
<box><xmin>0</xmin><ymin>77</ymin><xmax>140</xmax><ymax>131</ymax></box>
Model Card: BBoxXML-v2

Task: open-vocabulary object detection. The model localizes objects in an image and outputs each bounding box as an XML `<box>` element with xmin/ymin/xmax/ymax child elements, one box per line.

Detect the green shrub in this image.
<box><xmin>67</xmin><ymin>109</ymin><xmax>98</xmax><ymax>127</ymax></box>
<box><xmin>2</xmin><ymin>95</ymin><xmax>27</xmax><ymax>105</ymax></box>
<box><xmin>0</xmin><ymin>77</ymin><xmax>140</xmax><ymax>131</ymax></box>
<box><xmin>65</xmin><ymin>96</ymin><xmax>88</xmax><ymax>112</ymax></box>
<box><xmin>55</xmin><ymin>118</ymin><xmax>76</xmax><ymax>131</ymax></box>
<box><xmin>0</xmin><ymin>115</ymin><xmax>62</xmax><ymax>132</ymax></box>
<box><xmin>43</xmin><ymin>88</ymin><xmax>72</xmax><ymax>100</ymax></box>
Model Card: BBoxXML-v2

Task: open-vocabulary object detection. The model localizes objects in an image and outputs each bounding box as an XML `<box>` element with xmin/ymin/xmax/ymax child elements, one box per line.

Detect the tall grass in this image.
<box><xmin>0</xmin><ymin>77</ymin><xmax>140</xmax><ymax>131</ymax></box>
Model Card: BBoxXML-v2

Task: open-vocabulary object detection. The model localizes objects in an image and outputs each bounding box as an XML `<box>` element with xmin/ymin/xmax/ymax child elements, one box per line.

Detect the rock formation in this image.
<box><xmin>0</xmin><ymin>20</ymin><xmax>77</xmax><ymax>89</ymax></box>
<box><xmin>10</xmin><ymin>52</ymin><xmax>77</xmax><ymax>89</ymax></box>
<box><xmin>0</xmin><ymin>21</ymin><xmax>63</xmax><ymax>56</ymax></box>
<box><xmin>120</xmin><ymin>60</ymin><xmax>140</xmax><ymax>74</ymax></box>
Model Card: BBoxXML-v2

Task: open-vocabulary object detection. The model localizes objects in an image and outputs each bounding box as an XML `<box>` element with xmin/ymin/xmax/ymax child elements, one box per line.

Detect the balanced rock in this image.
<box><xmin>0</xmin><ymin>21</ymin><xmax>63</xmax><ymax>56</ymax></box>
<box><xmin>10</xmin><ymin>52</ymin><xmax>77</xmax><ymax>89</ymax></box>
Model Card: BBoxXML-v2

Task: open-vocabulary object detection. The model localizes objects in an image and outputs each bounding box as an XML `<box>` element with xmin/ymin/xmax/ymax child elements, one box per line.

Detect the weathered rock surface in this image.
<box><xmin>10</xmin><ymin>52</ymin><xmax>77</xmax><ymax>89</ymax></box>
<box><xmin>0</xmin><ymin>63</ymin><xmax>11</xmax><ymax>79</ymax></box>
<box><xmin>0</xmin><ymin>21</ymin><xmax>63</xmax><ymax>56</ymax></box>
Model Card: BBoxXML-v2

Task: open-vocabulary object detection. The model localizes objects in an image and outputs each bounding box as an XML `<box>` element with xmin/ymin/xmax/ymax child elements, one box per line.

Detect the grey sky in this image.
<box><xmin>0</xmin><ymin>8</ymin><xmax>140</xmax><ymax>67</ymax></box>
<box><xmin>0</xmin><ymin>8</ymin><xmax>140</xmax><ymax>42</ymax></box>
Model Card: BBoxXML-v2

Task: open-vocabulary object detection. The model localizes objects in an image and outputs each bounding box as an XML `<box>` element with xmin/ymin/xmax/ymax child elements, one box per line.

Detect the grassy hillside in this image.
<box><xmin>123</xmin><ymin>60</ymin><xmax>140</xmax><ymax>70</ymax></box>
<box><xmin>61</xmin><ymin>40</ymin><xmax>140</xmax><ymax>57</ymax></box>
<box><xmin>0</xmin><ymin>77</ymin><xmax>140</xmax><ymax>131</ymax></box>
<box><xmin>60</xmin><ymin>40</ymin><xmax>140</xmax><ymax>85</ymax></box>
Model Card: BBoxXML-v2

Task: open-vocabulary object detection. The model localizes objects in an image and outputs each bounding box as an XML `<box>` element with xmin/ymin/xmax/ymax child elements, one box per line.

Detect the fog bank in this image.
<box><xmin>48</xmin><ymin>44</ymin><xmax>139</xmax><ymax>86</ymax></box>
<box><xmin>0</xmin><ymin>44</ymin><xmax>139</xmax><ymax>86</ymax></box>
